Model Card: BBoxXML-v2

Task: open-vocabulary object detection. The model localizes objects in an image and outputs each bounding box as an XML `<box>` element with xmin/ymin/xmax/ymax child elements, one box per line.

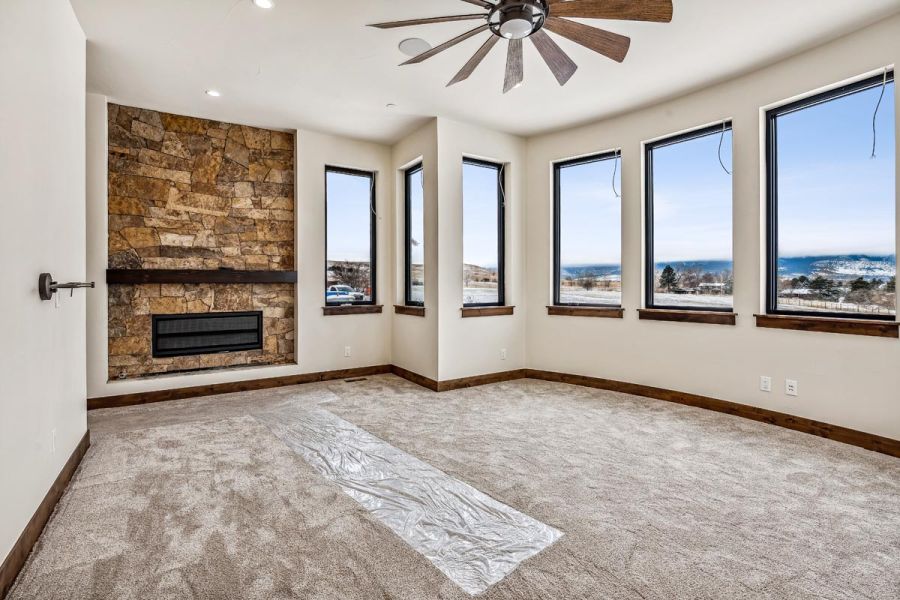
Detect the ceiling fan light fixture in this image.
<box><xmin>499</xmin><ymin>5</ymin><xmax>536</xmax><ymax>40</ymax></box>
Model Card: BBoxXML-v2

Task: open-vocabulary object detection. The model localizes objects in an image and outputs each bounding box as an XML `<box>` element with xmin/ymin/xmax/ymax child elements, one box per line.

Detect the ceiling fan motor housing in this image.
<box><xmin>490</xmin><ymin>0</ymin><xmax>548</xmax><ymax>40</ymax></box>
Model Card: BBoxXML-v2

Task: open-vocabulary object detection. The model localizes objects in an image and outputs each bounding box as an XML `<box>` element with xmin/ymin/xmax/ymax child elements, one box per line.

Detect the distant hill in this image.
<box><xmin>777</xmin><ymin>255</ymin><xmax>895</xmax><ymax>281</ymax></box>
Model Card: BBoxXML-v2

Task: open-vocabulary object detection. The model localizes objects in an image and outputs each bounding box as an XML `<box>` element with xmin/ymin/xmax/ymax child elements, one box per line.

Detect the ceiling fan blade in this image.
<box><xmin>369</xmin><ymin>14</ymin><xmax>486</xmax><ymax>29</ymax></box>
<box><xmin>448</xmin><ymin>35</ymin><xmax>500</xmax><ymax>86</ymax></box>
<box><xmin>503</xmin><ymin>38</ymin><xmax>524</xmax><ymax>94</ymax></box>
<box><xmin>401</xmin><ymin>24</ymin><xmax>490</xmax><ymax>65</ymax></box>
<box><xmin>459</xmin><ymin>0</ymin><xmax>493</xmax><ymax>8</ymax></box>
<box><xmin>543</xmin><ymin>17</ymin><xmax>630</xmax><ymax>62</ymax></box>
<box><xmin>530</xmin><ymin>29</ymin><xmax>577</xmax><ymax>85</ymax></box>
<box><xmin>549</xmin><ymin>0</ymin><xmax>673</xmax><ymax>23</ymax></box>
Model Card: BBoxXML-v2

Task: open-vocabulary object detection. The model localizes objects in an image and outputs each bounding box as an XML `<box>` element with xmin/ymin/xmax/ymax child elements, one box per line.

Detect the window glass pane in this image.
<box><xmin>774</xmin><ymin>80</ymin><xmax>895</xmax><ymax>316</ymax></box>
<box><xmin>557</xmin><ymin>156</ymin><xmax>621</xmax><ymax>305</ymax></box>
<box><xmin>650</xmin><ymin>127</ymin><xmax>733</xmax><ymax>309</ymax></box>
<box><xmin>326</xmin><ymin>169</ymin><xmax>373</xmax><ymax>304</ymax></box>
<box><xmin>463</xmin><ymin>161</ymin><xmax>502</xmax><ymax>305</ymax></box>
<box><xmin>407</xmin><ymin>166</ymin><xmax>425</xmax><ymax>305</ymax></box>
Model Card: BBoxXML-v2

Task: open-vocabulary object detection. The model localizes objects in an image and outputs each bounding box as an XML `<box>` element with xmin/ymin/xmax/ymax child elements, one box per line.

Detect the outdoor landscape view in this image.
<box><xmin>326</xmin><ymin>169</ymin><xmax>373</xmax><ymax>303</ymax></box>
<box><xmin>463</xmin><ymin>161</ymin><xmax>502</xmax><ymax>304</ymax></box>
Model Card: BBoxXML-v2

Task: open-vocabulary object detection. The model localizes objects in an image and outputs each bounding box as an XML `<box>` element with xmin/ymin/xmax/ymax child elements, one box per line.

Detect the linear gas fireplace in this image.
<box><xmin>152</xmin><ymin>311</ymin><xmax>263</xmax><ymax>358</ymax></box>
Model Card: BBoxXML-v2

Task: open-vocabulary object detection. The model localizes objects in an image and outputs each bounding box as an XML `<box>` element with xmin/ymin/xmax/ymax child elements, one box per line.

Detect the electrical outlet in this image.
<box><xmin>51</xmin><ymin>429</ymin><xmax>56</xmax><ymax>454</ymax></box>
<box><xmin>344</xmin><ymin>346</ymin><xmax>351</xmax><ymax>358</ymax></box>
<box><xmin>785</xmin><ymin>379</ymin><xmax>798</xmax><ymax>397</ymax></box>
<box><xmin>760</xmin><ymin>376</ymin><xmax>772</xmax><ymax>392</ymax></box>
<box><xmin>500</xmin><ymin>348</ymin><xmax>507</xmax><ymax>360</ymax></box>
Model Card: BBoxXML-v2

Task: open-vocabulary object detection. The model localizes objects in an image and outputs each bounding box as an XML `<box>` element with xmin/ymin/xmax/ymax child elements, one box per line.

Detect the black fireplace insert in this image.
<box><xmin>151</xmin><ymin>311</ymin><xmax>263</xmax><ymax>358</ymax></box>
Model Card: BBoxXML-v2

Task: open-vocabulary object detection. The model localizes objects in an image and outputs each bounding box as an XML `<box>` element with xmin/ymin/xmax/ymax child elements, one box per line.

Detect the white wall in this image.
<box><xmin>391</xmin><ymin>121</ymin><xmax>440</xmax><ymax>380</ymax></box>
<box><xmin>525</xmin><ymin>15</ymin><xmax>900</xmax><ymax>440</ymax></box>
<box><xmin>0</xmin><ymin>0</ymin><xmax>87</xmax><ymax>560</ymax></box>
<box><xmin>85</xmin><ymin>117</ymin><xmax>394</xmax><ymax>398</ymax></box>
<box><xmin>436</xmin><ymin>119</ymin><xmax>527</xmax><ymax>381</ymax></box>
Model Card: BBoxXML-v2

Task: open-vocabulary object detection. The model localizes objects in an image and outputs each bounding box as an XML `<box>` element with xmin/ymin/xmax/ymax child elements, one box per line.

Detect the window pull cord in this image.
<box><xmin>612</xmin><ymin>150</ymin><xmax>620</xmax><ymax>198</ymax></box>
<box><xmin>718</xmin><ymin>122</ymin><xmax>732</xmax><ymax>175</ymax></box>
<box><xmin>370</xmin><ymin>176</ymin><xmax>377</xmax><ymax>217</ymax></box>
<box><xmin>871</xmin><ymin>67</ymin><xmax>888</xmax><ymax>159</ymax></box>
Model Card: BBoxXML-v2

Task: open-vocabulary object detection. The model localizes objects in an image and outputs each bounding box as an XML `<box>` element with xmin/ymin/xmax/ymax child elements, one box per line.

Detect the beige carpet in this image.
<box><xmin>9</xmin><ymin>375</ymin><xmax>900</xmax><ymax>599</ymax></box>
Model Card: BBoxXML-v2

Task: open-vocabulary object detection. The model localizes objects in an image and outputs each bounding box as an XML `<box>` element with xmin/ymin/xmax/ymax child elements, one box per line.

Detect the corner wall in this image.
<box><xmin>0</xmin><ymin>0</ymin><xmax>87</xmax><ymax>561</ymax></box>
<box><xmin>525</xmin><ymin>15</ymin><xmax>900</xmax><ymax>440</ymax></box>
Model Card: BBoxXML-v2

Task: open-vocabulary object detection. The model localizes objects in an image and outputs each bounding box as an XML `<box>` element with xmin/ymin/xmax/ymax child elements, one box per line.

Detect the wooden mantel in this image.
<box><xmin>106</xmin><ymin>269</ymin><xmax>298</xmax><ymax>285</ymax></box>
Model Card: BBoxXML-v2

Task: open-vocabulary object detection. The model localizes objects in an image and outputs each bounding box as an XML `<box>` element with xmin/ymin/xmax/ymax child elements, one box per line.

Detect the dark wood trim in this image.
<box><xmin>106</xmin><ymin>269</ymin><xmax>297</xmax><ymax>285</ymax></box>
<box><xmin>88</xmin><ymin>365</ymin><xmax>392</xmax><ymax>410</ymax></box>
<box><xmin>754</xmin><ymin>314</ymin><xmax>899</xmax><ymax>338</ymax></box>
<box><xmin>437</xmin><ymin>369</ymin><xmax>526</xmax><ymax>392</ymax></box>
<box><xmin>322</xmin><ymin>305</ymin><xmax>384</xmax><ymax>316</ymax></box>
<box><xmin>461</xmin><ymin>306</ymin><xmax>515</xmax><ymax>318</ymax></box>
<box><xmin>639</xmin><ymin>309</ymin><xmax>736</xmax><ymax>325</ymax></box>
<box><xmin>390</xmin><ymin>365</ymin><xmax>526</xmax><ymax>392</ymax></box>
<box><xmin>524</xmin><ymin>369</ymin><xmax>900</xmax><ymax>458</ymax></box>
<box><xmin>390</xmin><ymin>365</ymin><xmax>439</xmax><ymax>391</ymax></box>
<box><xmin>394</xmin><ymin>305</ymin><xmax>425</xmax><ymax>317</ymax></box>
<box><xmin>547</xmin><ymin>306</ymin><xmax>624</xmax><ymax>318</ymax></box>
<box><xmin>0</xmin><ymin>430</ymin><xmax>90</xmax><ymax>598</ymax></box>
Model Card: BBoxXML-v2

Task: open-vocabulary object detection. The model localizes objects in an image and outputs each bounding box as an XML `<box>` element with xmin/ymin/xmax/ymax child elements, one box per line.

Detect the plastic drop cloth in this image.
<box><xmin>255</xmin><ymin>407</ymin><xmax>562</xmax><ymax>596</ymax></box>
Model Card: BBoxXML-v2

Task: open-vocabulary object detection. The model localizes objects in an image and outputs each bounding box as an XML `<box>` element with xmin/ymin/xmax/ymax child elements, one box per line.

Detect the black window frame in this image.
<box><xmin>766</xmin><ymin>71</ymin><xmax>895</xmax><ymax>321</ymax></box>
<box><xmin>462</xmin><ymin>157</ymin><xmax>506</xmax><ymax>307</ymax></box>
<box><xmin>553</xmin><ymin>150</ymin><xmax>622</xmax><ymax>307</ymax></box>
<box><xmin>324</xmin><ymin>165</ymin><xmax>377</xmax><ymax>307</ymax></box>
<box><xmin>404</xmin><ymin>162</ymin><xmax>425</xmax><ymax>307</ymax></box>
<box><xmin>645</xmin><ymin>121</ymin><xmax>734</xmax><ymax>313</ymax></box>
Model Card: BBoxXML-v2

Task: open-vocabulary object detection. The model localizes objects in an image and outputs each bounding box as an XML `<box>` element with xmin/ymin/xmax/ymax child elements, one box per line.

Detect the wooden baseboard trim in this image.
<box><xmin>390</xmin><ymin>365</ymin><xmax>439</xmax><ymax>391</ymax></box>
<box><xmin>0</xmin><ymin>430</ymin><xmax>90</xmax><ymax>598</ymax></box>
<box><xmin>436</xmin><ymin>369</ymin><xmax>527</xmax><ymax>392</ymax></box>
<box><xmin>524</xmin><ymin>369</ymin><xmax>900</xmax><ymax>458</ymax></box>
<box><xmin>87</xmin><ymin>362</ymin><xmax>898</xmax><ymax>459</ymax></box>
<box><xmin>88</xmin><ymin>365</ymin><xmax>393</xmax><ymax>410</ymax></box>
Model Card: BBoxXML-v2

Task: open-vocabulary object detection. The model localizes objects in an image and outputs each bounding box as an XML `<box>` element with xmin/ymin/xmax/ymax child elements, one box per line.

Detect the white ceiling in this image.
<box><xmin>72</xmin><ymin>0</ymin><xmax>900</xmax><ymax>144</ymax></box>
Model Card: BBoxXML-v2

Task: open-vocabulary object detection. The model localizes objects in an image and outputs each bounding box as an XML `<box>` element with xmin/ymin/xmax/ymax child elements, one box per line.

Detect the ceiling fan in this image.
<box><xmin>369</xmin><ymin>0</ymin><xmax>673</xmax><ymax>93</ymax></box>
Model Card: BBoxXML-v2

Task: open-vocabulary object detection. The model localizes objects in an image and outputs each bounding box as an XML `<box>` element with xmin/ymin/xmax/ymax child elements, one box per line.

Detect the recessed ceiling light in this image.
<box><xmin>386</xmin><ymin>103</ymin><xmax>397</xmax><ymax>109</ymax></box>
<box><xmin>398</xmin><ymin>38</ymin><xmax>431</xmax><ymax>58</ymax></box>
<box><xmin>252</xmin><ymin>0</ymin><xmax>274</xmax><ymax>8</ymax></box>
<box><xmin>205</xmin><ymin>89</ymin><xmax>221</xmax><ymax>97</ymax></box>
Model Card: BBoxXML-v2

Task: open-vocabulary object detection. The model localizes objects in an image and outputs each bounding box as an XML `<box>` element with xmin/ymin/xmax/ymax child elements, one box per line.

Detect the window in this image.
<box><xmin>645</xmin><ymin>122</ymin><xmax>734</xmax><ymax>311</ymax></box>
<box><xmin>404</xmin><ymin>163</ymin><xmax>425</xmax><ymax>306</ymax></box>
<box><xmin>767</xmin><ymin>72</ymin><xmax>895</xmax><ymax>319</ymax></box>
<box><xmin>325</xmin><ymin>166</ymin><xmax>376</xmax><ymax>306</ymax></box>
<box><xmin>554</xmin><ymin>152</ymin><xmax>622</xmax><ymax>306</ymax></box>
<box><xmin>462</xmin><ymin>158</ymin><xmax>505</xmax><ymax>306</ymax></box>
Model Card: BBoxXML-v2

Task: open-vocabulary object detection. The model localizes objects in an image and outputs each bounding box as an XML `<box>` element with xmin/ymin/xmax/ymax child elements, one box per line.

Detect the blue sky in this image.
<box><xmin>408</xmin><ymin>167</ymin><xmax>424</xmax><ymax>266</ymax></box>
<box><xmin>558</xmin><ymin>156</ymin><xmax>621</xmax><ymax>265</ymax></box>
<box><xmin>463</xmin><ymin>162</ymin><xmax>501</xmax><ymax>268</ymax></box>
<box><xmin>652</xmin><ymin>128</ymin><xmax>733</xmax><ymax>263</ymax></box>
<box><xmin>777</xmin><ymin>80</ymin><xmax>895</xmax><ymax>257</ymax></box>
<box><xmin>326</xmin><ymin>170</ymin><xmax>372</xmax><ymax>262</ymax></box>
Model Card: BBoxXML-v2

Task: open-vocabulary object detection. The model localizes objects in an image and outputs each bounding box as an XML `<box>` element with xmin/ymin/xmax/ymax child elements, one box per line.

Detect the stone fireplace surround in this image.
<box><xmin>106</xmin><ymin>104</ymin><xmax>296</xmax><ymax>380</ymax></box>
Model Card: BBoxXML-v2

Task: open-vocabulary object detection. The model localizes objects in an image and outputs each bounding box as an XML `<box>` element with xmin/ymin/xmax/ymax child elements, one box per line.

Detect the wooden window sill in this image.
<box><xmin>394</xmin><ymin>305</ymin><xmax>425</xmax><ymax>317</ymax></box>
<box><xmin>322</xmin><ymin>305</ymin><xmax>383</xmax><ymax>316</ymax></box>
<box><xmin>547</xmin><ymin>306</ymin><xmax>624</xmax><ymax>318</ymax></box>
<box><xmin>755</xmin><ymin>314</ymin><xmax>899</xmax><ymax>338</ymax></box>
<box><xmin>461</xmin><ymin>306</ymin><xmax>515</xmax><ymax>318</ymax></box>
<box><xmin>639</xmin><ymin>309</ymin><xmax>736</xmax><ymax>325</ymax></box>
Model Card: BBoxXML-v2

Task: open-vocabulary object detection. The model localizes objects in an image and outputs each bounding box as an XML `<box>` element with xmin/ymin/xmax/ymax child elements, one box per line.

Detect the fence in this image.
<box><xmin>778</xmin><ymin>297</ymin><xmax>894</xmax><ymax>315</ymax></box>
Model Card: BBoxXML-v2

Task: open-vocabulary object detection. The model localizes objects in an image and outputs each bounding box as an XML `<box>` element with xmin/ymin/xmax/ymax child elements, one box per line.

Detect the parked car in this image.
<box><xmin>327</xmin><ymin>285</ymin><xmax>364</xmax><ymax>302</ymax></box>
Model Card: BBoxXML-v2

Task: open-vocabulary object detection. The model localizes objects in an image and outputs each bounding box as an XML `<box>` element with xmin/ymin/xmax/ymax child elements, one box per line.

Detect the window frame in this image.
<box><xmin>324</xmin><ymin>165</ymin><xmax>377</xmax><ymax>307</ymax></box>
<box><xmin>553</xmin><ymin>150</ymin><xmax>622</xmax><ymax>307</ymax></box>
<box><xmin>765</xmin><ymin>71</ymin><xmax>895</xmax><ymax>321</ymax></box>
<box><xmin>644</xmin><ymin>121</ymin><xmax>734</xmax><ymax>313</ymax></box>
<box><xmin>462</xmin><ymin>157</ymin><xmax>506</xmax><ymax>308</ymax></box>
<box><xmin>404</xmin><ymin>162</ymin><xmax>424</xmax><ymax>307</ymax></box>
